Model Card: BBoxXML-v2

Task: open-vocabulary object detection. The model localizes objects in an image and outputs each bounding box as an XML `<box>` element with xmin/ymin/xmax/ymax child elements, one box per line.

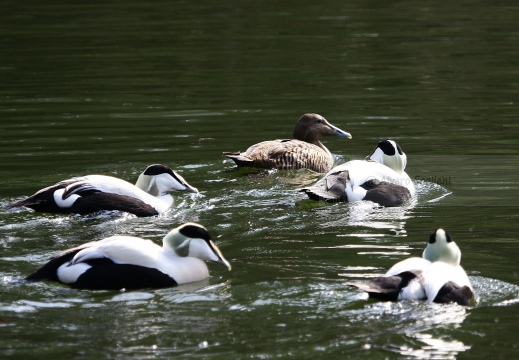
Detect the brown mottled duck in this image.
<box><xmin>223</xmin><ymin>113</ymin><xmax>352</xmax><ymax>173</ymax></box>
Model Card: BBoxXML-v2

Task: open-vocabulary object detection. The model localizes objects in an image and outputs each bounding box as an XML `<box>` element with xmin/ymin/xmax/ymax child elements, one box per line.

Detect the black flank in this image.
<box><xmin>71</xmin><ymin>193</ymin><xmax>159</xmax><ymax>217</ymax></box>
<box><xmin>434</xmin><ymin>281</ymin><xmax>474</xmax><ymax>306</ymax></box>
<box><xmin>25</xmin><ymin>248</ymin><xmax>84</xmax><ymax>282</ymax></box>
<box><xmin>363</xmin><ymin>181</ymin><xmax>411</xmax><ymax>207</ymax></box>
<box><xmin>73</xmin><ymin>260</ymin><xmax>178</xmax><ymax>290</ymax></box>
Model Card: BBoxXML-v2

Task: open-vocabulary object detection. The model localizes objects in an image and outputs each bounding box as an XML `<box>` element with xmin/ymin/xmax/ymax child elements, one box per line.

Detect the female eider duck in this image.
<box><xmin>300</xmin><ymin>140</ymin><xmax>415</xmax><ymax>206</ymax></box>
<box><xmin>348</xmin><ymin>228</ymin><xmax>474</xmax><ymax>306</ymax></box>
<box><xmin>24</xmin><ymin>223</ymin><xmax>231</xmax><ymax>290</ymax></box>
<box><xmin>8</xmin><ymin>164</ymin><xmax>198</xmax><ymax>217</ymax></box>
<box><xmin>223</xmin><ymin>113</ymin><xmax>352</xmax><ymax>173</ymax></box>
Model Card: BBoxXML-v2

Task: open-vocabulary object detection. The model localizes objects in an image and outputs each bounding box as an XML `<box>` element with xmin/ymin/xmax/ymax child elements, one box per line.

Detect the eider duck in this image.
<box><xmin>24</xmin><ymin>222</ymin><xmax>231</xmax><ymax>290</ymax></box>
<box><xmin>223</xmin><ymin>113</ymin><xmax>352</xmax><ymax>173</ymax></box>
<box><xmin>347</xmin><ymin>228</ymin><xmax>474</xmax><ymax>306</ymax></box>
<box><xmin>299</xmin><ymin>140</ymin><xmax>415</xmax><ymax>206</ymax></box>
<box><xmin>8</xmin><ymin>164</ymin><xmax>198</xmax><ymax>217</ymax></box>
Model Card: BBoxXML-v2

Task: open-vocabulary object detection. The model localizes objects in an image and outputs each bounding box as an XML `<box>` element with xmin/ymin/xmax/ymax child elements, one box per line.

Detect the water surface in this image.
<box><xmin>1</xmin><ymin>1</ymin><xmax>519</xmax><ymax>359</ymax></box>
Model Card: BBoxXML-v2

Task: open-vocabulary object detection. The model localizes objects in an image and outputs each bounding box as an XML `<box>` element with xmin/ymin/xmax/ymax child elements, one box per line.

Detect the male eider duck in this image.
<box><xmin>223</xmin><ymin>113</ymin><xmax>352</xmax><ymax>173</ymax></box>
<box><xmin>299</xmin><ymin>140</ymin><xmax>415</xmax><ymax>206</ymax></box>
<box><xmin>8</xmin><ymin>164</ymin><xmax>198</xmax><ymax>217</ymax></box>
<box><xmin>347</xmin><ymin>228</ymin><xmax>474</xmax><ymax>306</ymax></box>
<box><xmin>24</xmin><ymin>223</ymin><xmax>231</xmax><ymax>290</ymax></box>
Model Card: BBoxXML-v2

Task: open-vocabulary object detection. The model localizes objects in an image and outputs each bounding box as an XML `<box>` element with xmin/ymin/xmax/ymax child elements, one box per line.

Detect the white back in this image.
<box><xmin>333</xmin><ymin>160</ymin><xmax>415</xmax><ymax>197</ymax></box>
<box><xmin>422</xmin><ymin>262</ymin><xmax>473</xmax><ymax>302</ymax></box>
<box><xmin>75</xmin><ymin>175</ymin><xmax>165</xmax><ymax>209</ymax></box>
<box><xmin>384</xmin><ymin>257</ymin><xmax>431</xmax><ymax>277</ymax></box>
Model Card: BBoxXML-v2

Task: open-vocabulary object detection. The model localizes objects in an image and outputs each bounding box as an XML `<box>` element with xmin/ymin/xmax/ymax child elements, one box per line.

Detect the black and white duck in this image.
<box><xmin>24</xmin><ymin>223</ymin><xmax>231</xmax><ymax>290</ymax></box>
<box><xmin>8</xmin><ymin>164</ymin><xmax>198</xmax><ymax>217</ymax></box>
<box><xmin>347</xmin><ymin>228</ymin><xmax>474</xmax><ymax>306</ymax></box>
<box><xmin>300</xmin><ymin>140</ymin><xmax>415</xmax><ymax>206</ymax></box>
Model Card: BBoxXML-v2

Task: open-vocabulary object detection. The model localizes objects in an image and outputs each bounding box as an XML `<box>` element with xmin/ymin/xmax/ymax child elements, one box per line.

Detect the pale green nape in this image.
<box><xmin>422</xmin><ymin>240</ymin><xmax>461</xmax><ymax>266</ymax></box>
<box><xmin>163</xmin><ymin>228</ymin><xmax>190</xmax><ymax>257</ymax></box>
<box><xmin>135</xmin><ymin>174</ymin><xmax>160</xmax><ymax>196</ymax></box>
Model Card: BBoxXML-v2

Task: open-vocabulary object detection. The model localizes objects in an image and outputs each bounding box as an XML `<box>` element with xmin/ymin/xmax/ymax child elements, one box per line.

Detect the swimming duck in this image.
<box><xmin>347</xmin><ymin>228</ymin><xmax>474</xmax><ymax>306</ymax></box>
<box><xmin>24</xmin><ymin>222</ymin><xmax>231</xmax><ymax>290</ymax></box>
<box><xmin>223</xmin><ymin>113</ymin><xmax>352</xmax><ymax>173</ymax></box>
<box><xmin>299</xmin><ymin>140</ymin><xmax>415</xmax><ymax>206</ymax></box>
<box><xmin>8</xmin><ymin>164</ymin><xmax>198</xmax><ymax>217</ymax></box>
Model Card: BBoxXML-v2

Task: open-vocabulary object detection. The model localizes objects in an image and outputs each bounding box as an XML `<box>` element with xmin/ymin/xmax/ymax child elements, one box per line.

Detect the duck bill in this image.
<box><xmin>209</xmin><ymin>240</ymin><xmax>232</xmax><ymax>270</ymax></box>
<box><xmin>183</xmin><ymin>182</ymin><xmax>199</xmax><ymax>194</ymax></box>
<box><xmin>214</xmin><ymin>257</ymin><xmax>232</xmax><ymax>271</ymax></box>
<box><xmin>330</xmin><ymin>123</ymin><xmax>352</xmax><ymax>139</ymax></box>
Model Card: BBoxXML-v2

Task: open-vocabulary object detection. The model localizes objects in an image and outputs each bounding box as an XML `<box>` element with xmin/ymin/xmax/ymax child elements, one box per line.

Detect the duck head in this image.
<box><xmin>135</xmin><ymin>164</ymin><xmax>199</xmax><ymax>196</ymax></box>
<box><xmin>422</xmin><ymin>228</ymin><xmax>462</xmax><ymax>266</ymax></box>
<box><xmin>293</xmin><ymin>113</ymin><xmax>352</xmax><ymax>144</ymax></box>
<box><xmin>164</xmin><ymin>223</ymin><xmax>231</xmax><ymax>270</ymax></box>
<box><xmin>367</xmin><ymin>140</ymin><xmax>407</xmax><ymax>174</ymax></box>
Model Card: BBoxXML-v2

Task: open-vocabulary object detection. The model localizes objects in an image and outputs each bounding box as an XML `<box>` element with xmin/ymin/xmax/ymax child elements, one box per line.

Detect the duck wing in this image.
<box><xmin>24</xmin><ymin>243</ymin><xmax>93</xmax><ymax>282</ymax></box>
<box><xmin>62</xmin><ymin>237</ymin><xmax>178</xmax><ymax>289</ymax></box>
<box><xmin>61</xmin><ymin>175</ymin><xmax>143</xmax><ymax>199</ymax></box>
<box><xmin>66</xmin><ymin>236</ymin><xmax>161</xmax><ymax>268</ymax></box>
<box><xmin>347</xmin><ymin>270</ymin><xmax>422</xmax><ymax>301</ymax></box>
<box><xmin>70</xmin><ymin>192</ymin><xmax>159</xmax><ymax>216</ymax></box>
<box><xmin>59</xmin><ymin>176</ymin><xmax>159</xmax><ymax>216</ymax></box>
<box><xmin>225</xmin><ymin>140</ymin><xmax>332</xmax><ymax>172</ymax></box>
<box><xmin>223</xmin><ymin>140</ymin><xmax>278</xmax><ymax>168</ymax></box>
<box><xmin>433</xmin><ymin>281</ymin><xmax>474</xmax><ymax>305</ymax></box>
<box><xmin>347</xmin><ymin>257</ymin><xmax>431</xmax><ymax>301</ymax></box>
<box><xmin>299</xmin><ymin>170</ymin><xmax>349</xmax><ymax>202</ymax></box>
<box><xmin>267</xmin><ymin>140</ymin><xmax>332</xmax><ymax>172</ymax></box>
<box><xmin>8</xmin><ymin>179</ymin><xmax>78</xmax><ymax>212</ymax></box>
<box><xmin>361</xmin><ymin>179</ymin><xmax>412</xmax><ymax>207</ymax></box>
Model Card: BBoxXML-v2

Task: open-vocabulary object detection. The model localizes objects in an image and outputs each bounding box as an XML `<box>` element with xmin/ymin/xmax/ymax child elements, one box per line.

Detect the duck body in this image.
<box><xmin>300</xmin><ymin>140</ymin><xmax>415</xmax><ymax>206</ymax></box>
<box><xmin>223</xmin><ymin>113</ymin><xmax>351</xmax><ymax>173</ymax></box>
<box><xmin>24</xmin><ymin>223</ymin><xmax>231</xmax><ymax>290</ymax></box>
<box><xmin>348</xmin><ymin>229</ymin><xmax>474</xmax><ymax>306</ymax></box>
<box><xmin>8</xmin><ymin>164</ymin><xmax>198</xmax><ymax>217</ymax></box>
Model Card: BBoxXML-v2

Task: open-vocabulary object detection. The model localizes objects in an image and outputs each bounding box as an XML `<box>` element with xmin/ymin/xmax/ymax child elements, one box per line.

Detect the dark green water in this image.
<box><xmin>1</xmin><ymin>1</ymin><xmax>518</xmax><ymax>358</ymax></box>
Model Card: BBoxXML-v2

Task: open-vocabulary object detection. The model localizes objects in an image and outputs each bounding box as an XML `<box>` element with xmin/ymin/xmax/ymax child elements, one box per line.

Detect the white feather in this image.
<box><xmin>64</xmin><ymin>175</ymin><xmax>173</xmax><ymax>213</ymax></box>
<box><xmin>53</xmin><ymin>189</ymin><xmax>80</xmax><ymax>208</ymax></box>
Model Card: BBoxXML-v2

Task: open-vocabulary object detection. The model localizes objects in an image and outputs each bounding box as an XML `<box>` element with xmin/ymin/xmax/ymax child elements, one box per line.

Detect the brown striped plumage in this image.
<box><xmin>223</xmin><ymin>114</ymin><xmax>352</xmax><ymax>173</ymax></box>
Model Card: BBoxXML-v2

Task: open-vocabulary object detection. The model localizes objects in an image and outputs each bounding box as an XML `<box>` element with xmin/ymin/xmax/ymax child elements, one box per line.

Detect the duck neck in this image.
<box><xmin>315</xmin><ymin>140</ymin><xmax>331</xmax><ymax>155</ymax></box>
<box><xmin>156</xmin><ymin>194</ymin><xmax>174</xmax><ymax>212</ymax></box>
<box><xmin>135</xmin><ymin>175</ymin><xmax>158</xmax><ymax>196</ymax></box>
<box><xmin>293</xmin><ymin>126</ymin><xmax>319</xmax><ymax>145</ymax></box>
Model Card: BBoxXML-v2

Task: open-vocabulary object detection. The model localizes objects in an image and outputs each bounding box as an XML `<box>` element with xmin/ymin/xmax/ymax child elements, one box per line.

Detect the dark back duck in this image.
<box><xmin>223</xmin><ymin>113</ymin><xmax>351</xmax><ymax>173</ymax></box>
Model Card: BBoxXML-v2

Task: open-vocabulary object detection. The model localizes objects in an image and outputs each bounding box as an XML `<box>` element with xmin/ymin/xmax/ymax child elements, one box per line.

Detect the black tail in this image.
<box><xmin>25</xmin><ymin>249</ymin><xmax>81</xmax><ymax>282</ymax></box>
